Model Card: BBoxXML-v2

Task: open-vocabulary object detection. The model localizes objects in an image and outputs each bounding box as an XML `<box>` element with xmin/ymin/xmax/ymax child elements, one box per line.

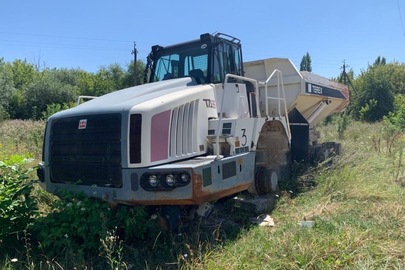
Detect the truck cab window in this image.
<box><xmin>211</xmin><ymin>42</ymin><xmax>243</xmax><ymax>83</ymax></box>
<box><xmin>154</xmin><ymin>54</ymin><xmax>180</xmax><ymax>81</ymax></box>
<box><xmin>149</xmin><ymin>33</ymin><xmax>242</xmax><ymax>84</ymax></box>
<box><xmin>184</xmin><ymin>54</ymin><xmax>208</xmax><ymax>84</ymax></box>
<box><xmin>152</xmin><ymin>45</ymin><xmax>208</xmax><ymax>83</ymax></box>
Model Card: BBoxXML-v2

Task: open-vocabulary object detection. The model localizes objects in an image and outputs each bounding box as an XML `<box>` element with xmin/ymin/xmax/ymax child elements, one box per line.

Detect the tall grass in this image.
<box><xmin>0</xmin><ymin>119</ymin><xmax>404</xmax><ymax>269</ymax></box>
<box><xmin>0</xmin><ymin>120</ymin><xmax>45</xmax><ymax>161</ymax></box>
<box><xmin>184</xmin><ymin>121</ymin><xmax>405</xmax><ymax>269</ymax></box>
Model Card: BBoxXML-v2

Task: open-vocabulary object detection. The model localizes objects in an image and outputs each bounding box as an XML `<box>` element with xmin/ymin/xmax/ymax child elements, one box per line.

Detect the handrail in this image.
<box><xmin>77</xmin><ymin>95</ymin><xmax>97</xmax><ymax>105</ymax></box>
<box><xmin>214</xmin><ymin>74</ymin><xmax>260</xmax><ymax>159</ymax></box>
<box><xmin>224</xmin><ymin>74</ymin><xmax>260</xmax><ymax>118</ymax></box>
<box><xmin>264</xmin><ymin>69</ymin><xmax>291</xmax><ymax>140</ymax></box>
<box><xmin>214</xmin><ymin>71</ymin><xmax>291</xmax><ymax>158</ymax></box>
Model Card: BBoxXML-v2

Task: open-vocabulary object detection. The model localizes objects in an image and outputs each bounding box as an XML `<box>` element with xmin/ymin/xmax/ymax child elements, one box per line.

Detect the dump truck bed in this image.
<box><xmin>244</xmin><ymin>58</ymin><xmax>349</xmax><ymax>126</ymax></box>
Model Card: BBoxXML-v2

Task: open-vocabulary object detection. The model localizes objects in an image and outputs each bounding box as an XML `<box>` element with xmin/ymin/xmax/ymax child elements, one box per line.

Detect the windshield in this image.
<box><xmin>153</xmin><ymin>44</ymin><xmax>208</xmax><ymax>84</ymax></box>
<box><xmin>211</xmin><ymin>41</ymin><xmax>243</xmax><ymax>83</ymax></box>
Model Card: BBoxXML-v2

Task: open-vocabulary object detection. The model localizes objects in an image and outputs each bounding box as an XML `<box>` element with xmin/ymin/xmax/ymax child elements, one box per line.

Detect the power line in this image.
<box><xmin>0</xmin><ymin>42</ymin><xmax>128</xmax><ymax>52</ymax></box>
<box><xmin>0</xmin><ymin>31</ymin><xmax>131</xmax><ymax>43</ymax></box>
<box><xmin>0</xmin><ymin>32</ymin><xmax>151</xmax><ymax>55</ymax></box>
<box><xmin>398</xmin><ymin>0</ymin><xmax>405</xmax><ymax>36</ymax></box>
<box><xmin>0</xmin><ymin>39</ymin><xmax>129</xmax><ymax>52</ymax></box>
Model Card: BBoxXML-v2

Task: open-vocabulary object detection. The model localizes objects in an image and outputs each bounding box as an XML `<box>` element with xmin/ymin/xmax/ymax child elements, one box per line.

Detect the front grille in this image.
<box><xmin>170</xmin><ymin>100</ymin><xmax>198</xmax><ymax>157</ymax></box>
<box><xmin>49</xmin><ymin>114</ymin><xmax>122</xmax><ymax>187</ymax></box>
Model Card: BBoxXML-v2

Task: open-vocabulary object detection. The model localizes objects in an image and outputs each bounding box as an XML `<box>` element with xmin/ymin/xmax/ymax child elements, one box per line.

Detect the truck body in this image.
<box><xmin>37</xmin><ymin>33</ymin><xmax>349</xmax><ymax>208</ymax></box>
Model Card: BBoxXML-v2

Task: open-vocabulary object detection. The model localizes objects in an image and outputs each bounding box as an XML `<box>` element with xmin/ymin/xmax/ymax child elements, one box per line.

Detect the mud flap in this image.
<box><xmin>289</xmin><ymin>108</ymin><xmax>309</xmax><ymax>162</ymax></box>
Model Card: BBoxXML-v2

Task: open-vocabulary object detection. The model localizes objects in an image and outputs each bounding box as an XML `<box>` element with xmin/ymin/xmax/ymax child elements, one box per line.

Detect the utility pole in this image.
<box><xmin>131</xmin><ymin>42</ymin><xmax>138</xmax><ymax>86</ymax></box>
<box><xmin>340</xmin><ymin>60</ymin><xmax>349</xmax><ymax>84</ymax></box>
<box><xmin>340</xmin><ymin>60</ymin><xmax>357</xmax><ymax>95</ymax></box>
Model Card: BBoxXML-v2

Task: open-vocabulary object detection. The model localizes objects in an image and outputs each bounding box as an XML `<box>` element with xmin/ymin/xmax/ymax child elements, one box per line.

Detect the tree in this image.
<box><xmin>8</xmin><ymin>68</ymin><xmax>80</xmax><ymax>120</ymax></box>
<box><xmin>372</xmin><ymin>56</ymin><xmax>386</xmax><ymax>67</ymax></box>
<box><xmin>93</xmin><ymin>67</ymin><xmax>117</xmax><ymax>96</ymax></box>
<box><xmin>124</xmin><ymin>60</ymin><xmax>146</xmax><ymax>86</ymax></box>
<box><xmin>7</xmin><ymin>59</ymin><xmax>37</xmax><ymax>91</ymax></box>
<box><xmin>24</xmin><ymin>72</ymin><xmax>77</xmax><ymax>120</ymax></box>
<box><xmin>351</xmin><ymin>61</ymin><xmax>399</xmax><ymax>122</ymax></box>
<box><xmin>0</xmin><ymin>58</ymin><xmax>15</xmax><ymax>121</ymax></box>
<box><xmin>0</xmin><ymin>57</ymin><xmax>149</xmax><ymax>120</ymax></box>
<box><xmin>2</xmin><ymin>59</ymin><xmax>38</xmax><ymax>120</ymax></box>
<box><xmin>77</xmin><ymin>70</ymin><xmax>97</xmax><ymax>96</ymax></box>
<box><xmin>349</xmin><ymin>57</ymin><xmax>405</xmax><ymax>122</ymax></box>
<box><xmin>300</xmin><ymin>52</ymin><xmax>312</xmax><ymax>72</ymax></box>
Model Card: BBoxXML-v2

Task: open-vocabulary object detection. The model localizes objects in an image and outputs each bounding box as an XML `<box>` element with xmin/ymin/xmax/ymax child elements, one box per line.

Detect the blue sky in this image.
<box><xmin>1</xmin><ymin>0</ymin><xmax>405</xmax><ymax>79</ymax></box>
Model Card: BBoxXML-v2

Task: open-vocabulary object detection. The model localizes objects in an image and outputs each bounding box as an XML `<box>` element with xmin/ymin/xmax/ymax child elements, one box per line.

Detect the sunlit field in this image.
<box><xmin>1</xmin><ymin>119</ymin><xmax>404</xmax><ymax>269</ymax></box>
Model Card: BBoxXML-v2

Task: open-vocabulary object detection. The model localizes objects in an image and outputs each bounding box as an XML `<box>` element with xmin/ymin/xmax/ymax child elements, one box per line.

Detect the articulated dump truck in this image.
<box><xmin>37</xmin><ymin>33</ymin><xmax>349</xmax><ymax>217</ymax></box>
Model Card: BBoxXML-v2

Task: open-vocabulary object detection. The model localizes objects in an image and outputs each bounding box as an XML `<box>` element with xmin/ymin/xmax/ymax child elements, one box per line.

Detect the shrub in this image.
<box><xmin>337</xmin><ymin>113</ymin><xmax>350</xmax><ymax>139</ymax></box>
<box><xmin>359</xmin><ymin>98</ymin><xmax>378</xmax><ymax>122</ymax></box>
<box><xmin>0</xmin><ymin>158</ymin><xmax>38</xmax><ymax>250</ymax></box>
<box><xmin>384</xmin><ymin>94</ymin><xmax>405</xmax><ymax>131</ymax></box>
<box><xmin>41</xmin><ymin>102</ymin><xmax>76</xmax><ymax>120</ymax></box>
<box><xmin>29</xmin><ymin>192</ymin><xmax>158</xmax><ymax>259</ymax></box>
<box><xmin>351</xmin><ymin>62</ymin><xmax>400</xmax><ymax>122</ymax></box>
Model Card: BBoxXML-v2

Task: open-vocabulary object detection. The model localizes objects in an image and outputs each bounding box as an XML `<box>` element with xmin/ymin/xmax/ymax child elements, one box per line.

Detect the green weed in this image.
<box><xmin>0</xmin><ymin>160</ymin><xmax>38</xmax><ymax>254</ymax></box>
<box><xmin>183</xmin><ymin>121</ymin><xmax>405</xmax><ymax>269</ymax></box>
<box><xmin>1</xmin><ymin>119</ymin><xmax>404</xmax><ymax>269</ymax></box>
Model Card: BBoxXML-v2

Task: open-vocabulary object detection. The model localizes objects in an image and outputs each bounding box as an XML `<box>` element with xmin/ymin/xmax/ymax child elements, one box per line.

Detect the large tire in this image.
<box><xmin>254</xmin><ymin>167</ymin><xmax>279</xmax><ymax>195</ymax></box>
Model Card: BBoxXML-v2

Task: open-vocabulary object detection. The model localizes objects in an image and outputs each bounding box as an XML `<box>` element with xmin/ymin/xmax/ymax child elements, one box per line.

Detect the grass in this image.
<box><xmin>182</xmin><ymin>121</ymin><xmax>405</xmax><ymax>269</ymax></box>
<box><xmin>1</xmin><ymin>119</ymin><xmax>404</xmax><ymax>269</ymax></box>
<box><xmin>0</xmin><ymin>119</ymin><xmax>44</xmax><ymax>161</ymax></box>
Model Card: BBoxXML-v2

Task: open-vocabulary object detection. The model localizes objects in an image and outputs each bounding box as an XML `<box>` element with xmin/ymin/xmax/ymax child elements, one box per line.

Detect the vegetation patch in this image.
<box><xmin>0</xmin><ymin>55</ymin><xmax>404</xmax><ymax>268</ymax></box>
<box><xmin>0</xmin><ymin>119</ymin><xmax>403</xmax><ymax>269</ymax></box>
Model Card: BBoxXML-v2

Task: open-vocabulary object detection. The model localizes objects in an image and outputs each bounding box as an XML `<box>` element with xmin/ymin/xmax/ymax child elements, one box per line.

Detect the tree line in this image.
<box><xmin>1</xmin><ymin>55</ymin><xmax>404</xmax><ymax>131</ymax></box>
<box><xmin>0</xmin><ymin>58</ymin><xmax>144</xmax><ymax>121</ymax></box>
<box><xmin>301</xmin><ymin>54</ymin><xmax>405</xmax><ymax>130</ymax></box>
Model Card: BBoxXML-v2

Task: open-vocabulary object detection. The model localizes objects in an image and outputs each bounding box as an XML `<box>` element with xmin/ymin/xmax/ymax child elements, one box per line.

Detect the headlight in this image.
<box><xmin>140</xmin><ymin>171</ymin><xmax>190</xmax><ymax>191</ymax></box>
<box><xmin>149</xmin><ymin>175</ymin><xmax>157</xmax><ymax>187</ymax></box>
<box><xmin>180</xmin><ymin>173</ymin><xmax>189</xmax><ymax>183</ymax></box>
<box><xmin>37</xmin><ymin>164</ymin><xmax>45</xmax><ymax>183</ymax></box>
<box><xmin>165</xmin><ymin>174</ymin><xmax>175</xmax><ymax>186</ymax></box>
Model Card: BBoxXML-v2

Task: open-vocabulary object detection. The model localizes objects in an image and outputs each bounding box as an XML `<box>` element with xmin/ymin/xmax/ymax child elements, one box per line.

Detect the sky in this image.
<box><xmin>1</xmin><ymin>0</ymin><xmax>405</xmax><ymax>79</ymax></box>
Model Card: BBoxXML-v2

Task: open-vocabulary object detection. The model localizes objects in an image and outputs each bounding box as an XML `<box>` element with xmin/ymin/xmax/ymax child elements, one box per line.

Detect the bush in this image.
<box><xmin>30</xmin><ymin>192</ymin><xmax>158</xmax><ymax>259</ymax></box>
<box><xmin>384</xmin><ymin>94</ymin><xmax>405</xmax><ymax>132</ymax></box>
<box><xmin>0</xmin><ymin>157</ymin><xmax>38</xmax><ymax>250</ymax></box>
<box><xmin>337</xmin><ymin>113</ymin><xmax>350</xmax><ymax>139</ymax></box>
<box><xmin>351</xmin><ymin>63</ymin><xmax>397</xmax><ymax>122</ymax></box>
<box><xmin>41</xmin><ymin>102</ymin><xmax>76</xmax><ymax>120</ymax></box>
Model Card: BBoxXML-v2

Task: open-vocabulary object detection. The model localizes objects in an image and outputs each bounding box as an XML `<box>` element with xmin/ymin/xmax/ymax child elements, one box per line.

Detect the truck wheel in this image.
<box><xmin>254</xmin><ymin>167</ymin><xmax>278</xmax><ymax>195</ymax></box>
